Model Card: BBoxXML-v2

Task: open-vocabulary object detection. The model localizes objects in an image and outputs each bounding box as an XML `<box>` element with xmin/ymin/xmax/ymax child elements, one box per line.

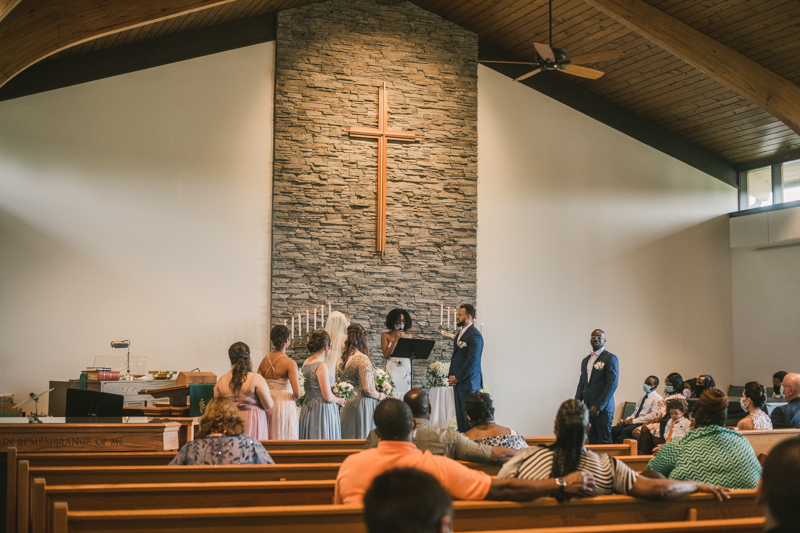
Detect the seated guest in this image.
<box><xmin>611</xmin><ymin>375</ymin><xmax>661</xmax><ymax>444</ymax></box>
<box><xmin>335</xmin><ymin>399</ymin><xmax>594</xmax><ymax>505</ymax></box>
<box><xmin>463</xmin><ymin>392</ymin><xmax>527</xmax><ymax>450</ymax></box>
<box><xmin>695</xmin><ymin>374</ymin><xmax>715</xmax><ymax>396</ymax></box>
<box><xmin>364</xmin><ymin>389</ymin><xmax>517</xmax><ymax>464</ymax></box>
<box><xmin>633</xmin><ymin>372</ymin><xmax>684</xmax><ymax>454</ymax></box>
<box><xmin>772</xmin><ymin>371</ymin><xmax>788</xmax><ymax>399</ymax></box>
<box><xmin>737</xmin><ymin>381</ymin><xmax>773</xmax><ymax>431</ymax></box>
<box><xmin>771</xmin><ymin>373</ymin><xmax>800</xmax><ymax>429</ymax></box>
<box><xmin>170</xmin><ymin>397</ymin><xmax>274</xmax><ymax>465</ymax></box>
<box><xmin>215</xmin><ymin>341</ymin><xmax>274</xmax><ymax>440</ymax></box>
<box><xmin>648</xmin><ymin>388</ymin><xmax>761</xmax><ymax>488</ymax></box>
<box><xmin>498</xmin><ymin>399</ymin><xmax>728</xmax><ymax>501</ymax></box>
<box><xmin>682</xmin><ymin>379</ymin><xmax>695</xmax><ymax>398</ymax></box>
<box><xmin>364</xmin><ymin>468</ymin><xmax>453</xmax><ymax>533</ymax></box>
<box><xmin>662</xmin><ymin>397</ymin><xmax>690</xmax><ymax>443</ymax></box>
<box><xmin>758</xmin><ymin>437</ymin><xmax>800</xmax><ymax>533</ymax></box>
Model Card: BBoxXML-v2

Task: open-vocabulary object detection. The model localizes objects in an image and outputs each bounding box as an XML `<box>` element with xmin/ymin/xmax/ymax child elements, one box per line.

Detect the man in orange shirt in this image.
<box><xmin>334</xmin><ymin>399</ymin><xmax>593</xmax><ymax>505</ymax></box>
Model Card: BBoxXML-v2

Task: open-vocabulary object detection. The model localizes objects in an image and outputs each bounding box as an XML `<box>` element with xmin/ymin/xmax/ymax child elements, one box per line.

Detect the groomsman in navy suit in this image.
<box><xmin>575</xmin><ymin>329</ymin><xmax>619</xmax><ymax>444</ymax></box>
<box><xmin>448</xmin><ymin>304</ymin><xmax>484</xmax><ymax>432</ymax></box>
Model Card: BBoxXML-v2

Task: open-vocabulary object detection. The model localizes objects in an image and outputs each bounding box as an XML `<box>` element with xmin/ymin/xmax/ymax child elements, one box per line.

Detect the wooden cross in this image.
<box><xmin>347</xmin><ymin>82</ymin><xmax>423</xmax><ymax>258</ymax></box>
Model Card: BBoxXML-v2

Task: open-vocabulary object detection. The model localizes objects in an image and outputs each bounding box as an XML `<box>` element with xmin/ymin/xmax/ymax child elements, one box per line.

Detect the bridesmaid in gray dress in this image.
<box><xmin>299</xmin><ymin>329</ymin><xmax>346</xmax><ymax>439</ymax></box>
<box><xmin>339</xmin><ymin>323</ymin><xmax>387</xmax><ymax>439</ymax></box>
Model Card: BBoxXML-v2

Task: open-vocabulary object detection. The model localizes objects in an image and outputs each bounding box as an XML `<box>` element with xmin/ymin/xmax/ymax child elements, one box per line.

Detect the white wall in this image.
<box><xmin>477</xmin><ymin>65</ymin><xmax>738</xmax><ymax>436</ymax></box>
<box><xmin>0</xmin><ymin>43</ymin><xmax>275</xmax><ymax>413</ymax></box>
<box><xmin>730</xmin><ymin>205</ymin><xmax>800</xmax><ymax>384</ymax></box>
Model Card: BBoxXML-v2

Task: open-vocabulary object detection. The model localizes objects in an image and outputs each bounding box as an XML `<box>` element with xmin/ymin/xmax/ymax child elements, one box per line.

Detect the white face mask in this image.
<box><xmin>395</xmin><ymin>324</ymin><xmax>404</xmax><ymax>331</ymax></box>
<box><xmin>781</xmin><ymin>385</ymin><xmax>785</xmax><ymax>396</ymax></box>
<box><xmin>739</xmin><ymin>398</ymin><xmax>748</xmax><ymax>411</ymax></box>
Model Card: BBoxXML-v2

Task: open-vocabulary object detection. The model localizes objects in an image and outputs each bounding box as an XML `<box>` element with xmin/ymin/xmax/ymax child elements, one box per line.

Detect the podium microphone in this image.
<box><xmin>111</xmin><ymin>340</ymin><xmax>130</xmax><ymax>348</ymax></box>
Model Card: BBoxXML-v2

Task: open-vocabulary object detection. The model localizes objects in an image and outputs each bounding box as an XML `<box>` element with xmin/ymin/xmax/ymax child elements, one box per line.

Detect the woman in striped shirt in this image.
<box><xmin>498</xmin><ymin>399</ymin><xmax>728</xmax><ymax>501</ymax></box>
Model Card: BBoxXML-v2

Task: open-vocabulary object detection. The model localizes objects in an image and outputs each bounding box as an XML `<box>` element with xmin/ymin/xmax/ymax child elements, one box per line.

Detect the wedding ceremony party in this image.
<box><xmin>2</xmin><ymin>0</ymin><xmax>800</xmax><ymax>532</ymax></box>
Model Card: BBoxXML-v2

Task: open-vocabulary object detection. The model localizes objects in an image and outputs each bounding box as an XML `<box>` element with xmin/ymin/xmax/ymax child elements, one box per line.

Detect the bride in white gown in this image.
<box><xmin>380</xmin><ymin>308</ymin><xmax>413</xmax><ymax>398</ymax></box>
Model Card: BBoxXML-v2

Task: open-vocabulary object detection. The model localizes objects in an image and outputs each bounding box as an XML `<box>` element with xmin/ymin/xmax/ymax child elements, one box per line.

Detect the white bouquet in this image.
<box><xmin>375</xmin><ymin>368</ymin><xmax>395</xmax><ymax>397</ymax></box>
<box><xmin>332</xmin><ymin>381</ymin><xmax>355</xmax><ymax>400</ymax></box>
<box><xmin>427</xmin><ymin>361</ymin><xmax>450</xmax><ymax>388</ymax></box>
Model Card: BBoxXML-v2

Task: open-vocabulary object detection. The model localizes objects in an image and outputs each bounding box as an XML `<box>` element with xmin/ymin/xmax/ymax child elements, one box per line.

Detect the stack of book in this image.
<box><xmin>82</xmin><ymin>367</ymin><xmax>121</xmax><ymax>381</ymax></box>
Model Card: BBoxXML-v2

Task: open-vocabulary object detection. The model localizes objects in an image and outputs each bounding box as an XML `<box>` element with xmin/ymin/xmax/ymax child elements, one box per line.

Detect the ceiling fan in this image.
<box><xmin>481</xmin><ymin>0</ymin><xmax>623</xmax><ymax>81</ymax></box>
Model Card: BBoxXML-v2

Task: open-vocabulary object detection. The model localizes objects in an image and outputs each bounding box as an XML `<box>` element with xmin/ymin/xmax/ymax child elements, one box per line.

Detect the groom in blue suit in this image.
<box><xmin>575</xmin><ymin>329</ymin><xmax>619</xmax><ymax>444</ymax></box>
<box><xmin>448</xmin><ymin>304</ymin><xmax>484</xmax><ymax>432</ymax></box>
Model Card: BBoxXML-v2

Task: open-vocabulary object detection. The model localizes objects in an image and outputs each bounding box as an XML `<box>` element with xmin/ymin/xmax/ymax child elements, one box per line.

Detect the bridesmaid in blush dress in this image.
<box><xmin>258</xmin><ymin>325</ymin><xmax>301</xmax><ymax>440</ymax></box>
<box><xmin>299</xmin><ymin>329</ymin><xmax>346</xmax><ymax>439</ymax></box>
<box><xmin>215</xmin><ymin>342</ymin><xmax>273</xmax><ymax>441</ymax></box>
<box><xmin>339</xmin><ymin>323</ymin><xmax>387</xmax><ymax>439</ymax></box>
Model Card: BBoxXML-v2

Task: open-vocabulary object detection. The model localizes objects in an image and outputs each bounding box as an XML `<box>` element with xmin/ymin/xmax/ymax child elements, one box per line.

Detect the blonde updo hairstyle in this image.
<box><xmin>196</xmin><ymin>397</ymin><xmax>245</xmax><ymax>438</ymax></box>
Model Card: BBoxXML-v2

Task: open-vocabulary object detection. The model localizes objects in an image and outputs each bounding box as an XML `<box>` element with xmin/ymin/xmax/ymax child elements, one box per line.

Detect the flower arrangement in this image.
<box><xmin>427</xmin><ymin>361</ymin><xmax>450</xmax><ymax>388</ymax></box>
<box><xmin>447</xmin><ymin>417</ymin><xmax>458</xmax><ymax>431</ymax></box>
<box><xmin>332</xmin><ymin>381</ymin><xmax>355</xmax><ymax>400</ymax></box>
<box><xmin>375</xmin><ymin>368</ymin><xmax>395</xmax><ymax>397</ymax></box>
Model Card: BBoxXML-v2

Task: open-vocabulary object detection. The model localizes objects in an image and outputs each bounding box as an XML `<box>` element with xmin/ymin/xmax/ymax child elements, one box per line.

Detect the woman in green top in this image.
<box><xmin>647</xmin><ymin>388</ymin><xmax>761</xmax><ymax>489</ymax></box>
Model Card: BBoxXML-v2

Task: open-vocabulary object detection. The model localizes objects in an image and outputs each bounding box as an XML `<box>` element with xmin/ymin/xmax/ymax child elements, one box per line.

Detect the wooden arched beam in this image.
<box><xmin>583</xmin><ymin>0</ymin><xmax>800</xmax><ymax>137</ymax></box>
<box><xmin>0</xmin><ymin>0</ymin><xmax>236</xmax><ymax>89</ymax></box>
<box><xmin>0</xmin><ymin>0</ymin><xmax>22</xmax><ymax>24</ymax></box>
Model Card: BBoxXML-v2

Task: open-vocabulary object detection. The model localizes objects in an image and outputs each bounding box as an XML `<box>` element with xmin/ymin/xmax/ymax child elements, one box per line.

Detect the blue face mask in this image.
<box><xmin>395</xmin><ymin>324</ymin><xmax>404</xmax><ymax>331</ymax></box>
<box><xmin>665</xmin><ymin>385</ymin><xmax>675</xmax><ymax>394</ymax></box>
<box><xmin>643</xmin><ymin>384</ymin><xmax>652</xmax><ymax>393</ymax></box>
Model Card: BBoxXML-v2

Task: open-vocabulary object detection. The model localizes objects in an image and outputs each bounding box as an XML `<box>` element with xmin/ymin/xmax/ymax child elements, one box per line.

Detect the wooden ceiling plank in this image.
<box><xmin>658</xmin><ymin>97</ymin><xmax>754</xmax><ymax>129</ymax></box>
<box><xmin>629</xmin><ymin>82</ymin><xmax>735</xmax><ymax>115</ymax></box>
<box><xmin>583</xmin><ymin>0</ymin><xmax>800</xmax><ymax>136</ymax></box>
<box><xmin>487</xmin><ymin>2</ymin><xmax>593</xmax><ymax>51</ymax></box>
<box><xmin>668</xmin><ymin>105</ymin><xmax>768</xmax><ymax>135</ymax></box>
<box><xmin>447</xmin><ymin>0</ymin><xmax>528</xmax><ymax>30</ymax></box>
<box><xmin>585</xmin><ymin>50</ymin><xmax>689</xmax><ymax>94</ymax></box>
<box><xmin>701</xmin><ymin>2</ymin><xmax>795</xmax><ymax>40</ymax></box>
<box><xmin>646</xmin><ymin>94</ymin><xmax>749</xmax><ymax>127</ymax></box>
<box><xmin>611</xmin><ymin>70</ymin><xmax>710</xmax><ymax>107</ymax></box>
<box><xmin>707</xmin><ymin>128</ymin><xmax>796</xmax><ymax>153</ymax></box>
<box><xmin>702</xmin><ymin>122</ymin><xmax>791</xmax><ymax>149</ymax></box>
<box><xmin>678</xmin><ymin>108</ymin><xmax>775</xmax><ymax>139</ymax></box>
<box><xmin>476</xmin><ymin>2</ymin><xmax>550</xmax><ymax>45</ymax></box>
<box><xmin>0</xmin><ymin>0</ymin><xmax>240</xmax><ymax>88</ymax></box>
<box><xmin>721</xmin><ymin>138</ymin><xmax>800</xmax><ymax>162</ymax></box>
<box><xmin>172</xmin><ymin>9</ymin><xmax>203</xmax><ymax>34</ymax></box>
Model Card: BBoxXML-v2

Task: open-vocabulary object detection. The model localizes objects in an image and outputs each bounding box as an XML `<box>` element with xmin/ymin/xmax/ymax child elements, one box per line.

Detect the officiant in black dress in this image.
<box><xmin>448</xmin><ymin>304</ymin><xmax>484</xmax><ymax>432</ymax></box>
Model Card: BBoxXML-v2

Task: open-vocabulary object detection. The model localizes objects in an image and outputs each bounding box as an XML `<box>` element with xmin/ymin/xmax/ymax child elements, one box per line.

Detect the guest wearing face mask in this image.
<box><xmin>736</xmin><ymin>381</ymin><xmax>772</xmax><ymax>431</ymax></box>
<box><xmin>772</xmin><ymin>371</ymin><xmax>788</xmax><ymax>399</ymax></box>
<box><xmin>633</xmin><ymin>372</ymin><xmax>684</xmax><ymax>455</ymax></box>
<box><xmin>381</xmin><ymin>309</ymin><xmax>414</xmax><ymax>399</ymax></box>
<box><xmin>611</xmin><ymin>375</ymin><xmax>661</xmax><ymax>444</ymax></box>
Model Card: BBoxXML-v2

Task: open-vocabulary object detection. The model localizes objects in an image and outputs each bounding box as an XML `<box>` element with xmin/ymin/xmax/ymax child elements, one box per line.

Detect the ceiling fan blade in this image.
<box><xmin>560</xmin><ymin>64</ymin><xmax>605</xmax><ymax>79</ymax></box>
<box><xmin>533</xmin><ymin>42</ymin><xmax>556</xmax><ymax>63</ymax></box>
<box><xmin>514</xmin><ymin>68</ymin><xmax>543</xmax><ymax>82</ymax></box>
<box><xmin>479</xmin><ymin>60</ymin><xmax>541</xmax><ymax>65</ymax></box>
<box><xmin>568</xmin><ymin>49</ymin><xmax>624</xmax><ymax>65</ymax></box>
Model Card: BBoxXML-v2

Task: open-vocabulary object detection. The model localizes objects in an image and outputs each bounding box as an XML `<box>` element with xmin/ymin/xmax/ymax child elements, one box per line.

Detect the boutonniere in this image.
<box><xmin>457</xmin><ymin>341</ymin><xmax>467</xmax><ymax>349</ymax></box>
<box><xmin>593</xmin><ymin>361</ymin><xmax>605</xmax><ymax>371</ymax></box>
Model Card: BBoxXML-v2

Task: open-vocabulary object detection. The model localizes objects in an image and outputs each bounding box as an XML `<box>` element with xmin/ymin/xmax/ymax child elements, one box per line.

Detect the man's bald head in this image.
<box><xmin>374</xmin><ymin>398</ymin><xmax>414</xmax><ymax>441</ymax></box>
<box><xmin>403</xmin><ymin>389</ymin><xmax>431</xmax><ymax>419</ymax></box>
<box><xmin>782</xmin><ymin>373</ymin><xmax>800</xmax><ymax>401</ymax></box>
<box><xmin>760</xmin><ymin>437</ymin><xmax>800</xmax><ymax>527</ymax></box>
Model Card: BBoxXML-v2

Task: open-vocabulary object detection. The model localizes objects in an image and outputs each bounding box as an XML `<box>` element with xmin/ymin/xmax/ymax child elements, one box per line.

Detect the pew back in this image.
<box><xmin>51</xmin><ymin>491</ymin><xmax>760</xmax><ymax>533</ymax></box>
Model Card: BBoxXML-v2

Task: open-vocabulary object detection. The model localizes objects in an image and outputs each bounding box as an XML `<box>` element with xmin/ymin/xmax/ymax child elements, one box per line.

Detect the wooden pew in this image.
<box><xmin>479</xmin><ymin>517</ymin><xmax>765</xmax><ymax>532</ymax></box>
<box><xmin>740</xmin><ymin>428</ymin><xmax>800</xmax><ymax>457</ymax></box>
<box><xmin>17</xmin><ymin>462</ymin><xmax>342</xmax><ymax>533</ymax></box>
<box><xmin>34</xmin><ymin>480</ymin><xmax>336</xmax><ymax>533</ymax></box>
<box><xmin>51</xmin><ymin>490</ymin><xmax>761</xmax><ymax>533</ymax></box>
<box><xmin>262</xmin><ymin>438</ymin><xmax>638</xmax><ymax>457</ymax></box>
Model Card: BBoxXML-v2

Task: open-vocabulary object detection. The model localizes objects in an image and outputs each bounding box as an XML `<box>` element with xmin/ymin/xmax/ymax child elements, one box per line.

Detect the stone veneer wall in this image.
<box><xmin>272</xmin><ymin>0</ymin><xmax>478</xmax><ymax>388</ymax></box>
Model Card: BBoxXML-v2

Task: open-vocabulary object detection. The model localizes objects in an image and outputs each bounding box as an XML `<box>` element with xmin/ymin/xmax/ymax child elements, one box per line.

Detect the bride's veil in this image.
<box><xmin>323</xmin><ymin>311</ymin><xmax>350</xmax><ymax>376</ymax></box>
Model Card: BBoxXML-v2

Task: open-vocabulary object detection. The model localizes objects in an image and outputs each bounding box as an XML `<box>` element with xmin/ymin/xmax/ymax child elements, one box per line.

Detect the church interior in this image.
<box><xmin>1</xmin><ymin>0</ymin><xmax>800</xmax><ymax>531</ymax></box>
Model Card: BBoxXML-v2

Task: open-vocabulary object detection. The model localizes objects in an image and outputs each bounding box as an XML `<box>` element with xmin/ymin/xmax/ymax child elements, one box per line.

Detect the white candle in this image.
<box><xmin>306</xmin><ymin>310</ymin><xmax>310</xmax><ymax>333</ymax></box>
<box><xmin>298</xmin><ymin>313</ymin><xmax>302</xmax><ymax>335</ymax></box>
<box><xmin>328</xmin><ymin>302</ymin><xmax>331</xmax><ymax>316</ymax></box>
<box><xmin>291</xmin><ymin>316</ymin><xmax>295</xmax><ymax>339</ymax></box>
<box><xmin>321</xmin><ymin>304</ymin><xmax>325</xmax><ymax>327</ymax></box>
<box><xmin>447</xmin><ymin>307</ymin><xmax>450</xmax><ymax>328</ymax></box>
<box><xmin>440</xmin><ymin>304</ymin><xmax>443</xmax><ymax>325</ymax></box>
<box><xmin>314</xmin><ymin>308</ymin><xmax>317</xmax><ymax>330</ymax></box>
